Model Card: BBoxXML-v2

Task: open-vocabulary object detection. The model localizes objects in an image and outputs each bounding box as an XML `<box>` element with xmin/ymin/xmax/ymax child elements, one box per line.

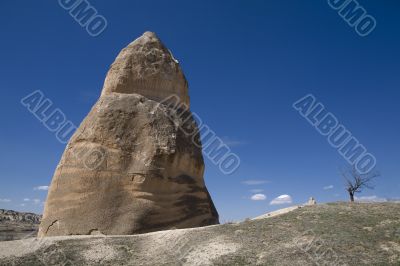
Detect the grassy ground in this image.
<box><xmin>0</xmin><ymin>202</ymin><xmax>399</xmax><ymax>265</ymax></box>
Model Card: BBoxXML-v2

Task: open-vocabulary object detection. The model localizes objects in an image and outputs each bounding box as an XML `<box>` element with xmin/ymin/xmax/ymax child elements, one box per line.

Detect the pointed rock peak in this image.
<box><xmin>129</xmin><ymin>31</ymin><xmax>161</xmax><ymax>45</ymax></box>
<box><xmin>101</xmin><ymin>31</ymin><xmax>190</xmax><ymax>106</ymax></box>
<box><xmin>142</xmin><ymin>31</ymin><xmax>158</xmax><ymax>38</ymax></box>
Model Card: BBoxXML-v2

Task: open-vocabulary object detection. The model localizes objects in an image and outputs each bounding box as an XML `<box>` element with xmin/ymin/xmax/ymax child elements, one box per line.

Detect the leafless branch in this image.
<box><xmin>340</xmin><ymin>166</ymin><xmax>380</xmax><ymax>202</ymax></box>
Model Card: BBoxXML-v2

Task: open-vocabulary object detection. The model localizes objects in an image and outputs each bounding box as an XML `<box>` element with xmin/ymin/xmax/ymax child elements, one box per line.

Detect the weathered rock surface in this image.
<box><xmin>101</xmin><ymin>31</ymin><xmax>190</xmax><ymax>106</ymax></box>
<box><xmin>3</xmin><ymin>203</ymin><xmax>400</xmax><ymax>265</ymax></box>
<box><xmin>0</xmin><ymin>209</ymin><xmax>41</xmax><ymax>241</ymax></box>
<box><xmin>38</xmin><ymin>32</ymin><xmax>219</xmax><ymax>237</ymax></box>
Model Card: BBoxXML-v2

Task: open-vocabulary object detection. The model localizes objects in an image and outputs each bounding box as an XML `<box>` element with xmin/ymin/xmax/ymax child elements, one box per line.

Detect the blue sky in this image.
<box><xmin>0</xmin><ymin>1</ymin><xmax>399</xmax><ymax>221</ymax></box>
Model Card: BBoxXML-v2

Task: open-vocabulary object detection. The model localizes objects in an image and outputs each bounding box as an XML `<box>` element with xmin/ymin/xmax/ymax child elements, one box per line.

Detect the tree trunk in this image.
<box><xmin>349</xmin><ymin>192</ymin><xmax>354</xmax><ymax>202</ymax></box>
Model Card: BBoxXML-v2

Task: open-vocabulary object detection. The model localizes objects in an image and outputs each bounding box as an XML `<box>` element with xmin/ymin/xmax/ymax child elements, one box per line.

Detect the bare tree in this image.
<box><xmin>341</xmin><ymin>166</ymin><xmax>380</xmax><ymax>202</ymax></box>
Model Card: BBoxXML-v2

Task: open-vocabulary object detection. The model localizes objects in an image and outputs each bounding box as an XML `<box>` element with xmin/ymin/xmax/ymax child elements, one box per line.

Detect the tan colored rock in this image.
<box><xmin>38</xmin><ymin>32</ymin><xmax>219</xmax><ymax>237</ymax></box>
<box><xmin>306</xmin><ymin>197</ymin><xmax>317</xmax><ymax>206</ymax></box>
<box><xmin>101</xmin><ymin>31</ymin><xmax>190</xmax><ymax>106</ymax></box>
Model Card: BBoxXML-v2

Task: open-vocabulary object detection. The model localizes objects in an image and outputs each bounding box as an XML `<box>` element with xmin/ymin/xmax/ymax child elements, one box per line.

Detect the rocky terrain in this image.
<box><xmin>1</xmin><ymin>203</ymin><xmax>399</xmax><ymax>265</ymax></box>
<box><xmin>0</xmin><ymin>209</ymin><xmax>41</xmax><ymax>241</ymax></box>
<box><xmin>39</xmin><ymin>31</ymin><xmax>218</xmax><ymax>237</ymax></box>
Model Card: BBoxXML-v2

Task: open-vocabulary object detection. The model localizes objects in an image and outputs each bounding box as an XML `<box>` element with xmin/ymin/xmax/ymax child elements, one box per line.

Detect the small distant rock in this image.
<box><xmin>0</xmin><ymin>209</ymin><xmax>41</xmax><ymax>241</ymax></box>
<box><xmin>0</xmin><ymin>209</ymin><xmax>41</xmax><ymax>224</ymax></box>
<box><xmin>306</xmin><ymin>197</ymin><xmax>317</xmax><ymax>206</ymax></box>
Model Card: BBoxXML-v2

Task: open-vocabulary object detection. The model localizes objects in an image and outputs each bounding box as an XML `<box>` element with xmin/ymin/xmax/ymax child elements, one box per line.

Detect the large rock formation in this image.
<box><xmin>38</xmin><ymin>32</ymin><xmax>219</xmax><ymax>237</ymax></box>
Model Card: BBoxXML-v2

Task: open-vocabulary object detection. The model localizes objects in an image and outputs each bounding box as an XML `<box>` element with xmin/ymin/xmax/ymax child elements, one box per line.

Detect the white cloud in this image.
<box><xmin>221</xmin><ymin>137</ymin><xmax>246</xmax><ymax>147</ymax></box>
<box><xmin>242</xmin><ymin>180</ymin><xmax>269</xmax><ymax>185</ymax></box>
<box><xmin>270</xmin><ymin>194</ymin><xmax>293</xmax><ymax>205</ymax></box>
<box><xmin>23</xmin><ymin>198</ymin><xmax>30</xmax><ymax>202</ymax></box>
<box><xmin>251</xmin><ymin>194</ymin><xmax>267</xmax><ymax>201</ymax></box>
<box><xmin>20</xmin><ymin>203</ymin><xmax>26</xmax><ymax>207</ymax></box>
<box><xmin>355</xmin><ymin>195</ymin><xmax>388</xmax><ymax>203</ymax></box>
<box><xmin>250</xmin><ymin>189</ymin><xmax>264</xmax><ymax>193</ymax></box>
<box><xmin>323</xmin><ymin>185</ymin><xmax>334</xmax><ymax>190</ymax></box>
<box><xmin>0</xmin><ymin>199</ymin><xmax>11</xmax><ymax>203</ymax></box>
<box><xmin>33</xmin><ymin>199</ymin><xmax>41</xmax><ymax>204</ymax></box>
<box><xmin>34</xmin><ymin>186</ymin><xmax>49</xmax><ymax>191</ymax></box>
